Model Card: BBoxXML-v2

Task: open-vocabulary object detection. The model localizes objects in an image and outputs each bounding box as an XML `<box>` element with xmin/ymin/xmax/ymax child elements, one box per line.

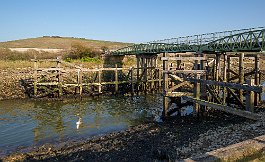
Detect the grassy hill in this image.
<box><xmin>0</xmin><ymin>36</ymin><xmax>132</xmax><ymax>50</ymax></box>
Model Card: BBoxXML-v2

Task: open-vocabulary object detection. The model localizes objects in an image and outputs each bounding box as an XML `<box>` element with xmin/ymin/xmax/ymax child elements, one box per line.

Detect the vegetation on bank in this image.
<box><xmin>0</xmin><ymin>37</ymin><xmax>136</xmax><ymax>69</ymax></box>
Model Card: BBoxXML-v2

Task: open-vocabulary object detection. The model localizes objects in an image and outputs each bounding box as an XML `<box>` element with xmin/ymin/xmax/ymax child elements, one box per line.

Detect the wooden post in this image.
<box><xmin>98</xmin><ymin>68</ymin><xmax>102</xmax><ymax>93</ymax></box>
<box><xmin>176</xmin><ymin>54</ymin><xmax>181</xmax><ymax>69</ymax></box>
<box><xmin>254</xmin><ymin>54</ymin><xmax>260</xmax><ymax>105</ymax></box>
<box><xmin>131</xmin><ymin>67</ymin><xmax>134</xmax><ymax>96</ymax></box>
<box><xmin>246</xmin><ymin>79</ymin><xmax>255</xmax><ymax>112</ymax></box>
<box><xmin>159</xmin><ymin>68</ymin><xmax>162</xmax><ymax>88</ymax></box>
<box><xmin>144</xmin><ymin>56</ymin><xmax>147</xmax><ymax>93</ymax></box>
<box><xmin>136</xmin><ymin>56</ymin><xmax>140</xmax><ymax>94</ymax></box>
<box><xmin>193</xmin><ymin>54</ymin><xmax>200</xmax><ymax>117</ymax></box>
<box><xmin>115</xmin><ymin>64</ymin><xmax>118</xmax><ymax>94</ymax></box>
<box><xmin>227</xmin><ymin>56</ymin><xmax>231</xmax><ymax>104</ymax></box>
<box><xmin>215</xmin><ymin>53</ymin><xmax>221</xmax><ymax>81</ymax></box>
<box><xmin>150</xmin><ymin>57</ymin><xmax>154</xmax><ymax>92</ymax></box>
<box><xmin>33</xmin><ymin>58</ymin><xmax>38</xmax><ymax>97</ymax></box>
<box><xmin>239</xmin><ymin>53</ymin><xmax>244</xmax><ymax>102</ymax></box>
<box><xmin>162</xmin><ymin>53</ymin><xmax>169</xmax><ymax>118</ymax></box>
<box><xmin>223</xmin><ymin>53</ymin><xmax>227</xmax><ymax>104</ymax></box>
<box><xmin>57</xmin><ymin>56</ymin><xmax>63</xmax><ymax>97</ymax></box>
<box><xmin>78</xmin><ymin>65</ymin><xmax>83</xmax><ymax>95</ymax></box>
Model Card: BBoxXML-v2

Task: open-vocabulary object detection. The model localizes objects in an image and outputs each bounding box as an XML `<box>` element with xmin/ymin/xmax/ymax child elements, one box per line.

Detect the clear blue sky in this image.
<box><xmin>0</xmin><ymin>0</ymin><xmax>264</xmax><ymax>43</ymax></box>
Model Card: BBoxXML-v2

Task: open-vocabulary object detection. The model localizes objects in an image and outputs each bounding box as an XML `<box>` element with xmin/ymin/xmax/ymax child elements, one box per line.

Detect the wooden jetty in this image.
<box><xmin>161</xmin><ymin>52</ymin><xmax>264</xmax><ymax>120</ymax></box>
<box><xmin>32</xmin><ymin>56</ymin><xmax>163</xmax><ymax>98</ymax></box>
<box><xmin>31</xmin><ymin>52</ymin><xmax>265</xmax><ymax>120</ymax></box>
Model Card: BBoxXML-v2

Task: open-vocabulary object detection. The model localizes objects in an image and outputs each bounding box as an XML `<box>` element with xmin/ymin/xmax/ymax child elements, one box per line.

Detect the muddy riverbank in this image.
<box><xmin>2</xmin><ymin>109</ymin><xmax>265</xmax><ymax>161</ymax></box>
<box><xmin>0</xmin><ymin>68</ymin><xmax>33</xmax><ymax>100</ymax></box>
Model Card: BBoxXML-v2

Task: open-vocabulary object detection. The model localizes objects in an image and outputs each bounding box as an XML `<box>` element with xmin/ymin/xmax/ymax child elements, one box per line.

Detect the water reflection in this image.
<box><xmin>0</xmin><ymin>94</ymin><xmax>162</xmax><ymax>155</ymax></box>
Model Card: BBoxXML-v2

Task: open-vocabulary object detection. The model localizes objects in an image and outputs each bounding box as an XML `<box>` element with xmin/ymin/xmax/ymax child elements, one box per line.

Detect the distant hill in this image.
<box><xmin>0</xmin><ymin>36</ymin><xmax>132</xmax><ymax>50</ymax></box>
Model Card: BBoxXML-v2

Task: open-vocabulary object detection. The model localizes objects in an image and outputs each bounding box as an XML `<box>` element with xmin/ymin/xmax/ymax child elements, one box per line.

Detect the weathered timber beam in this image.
<box><xmin>160</xmin><ymin>57</ymin><xmax>207</xmax><ymax>61</ymax></box>
<box><xmin>185</xmin><ymin>78</ymin><xmax>262</xmax><ymax>93</ymax></box>
<box><xmin>228</xmin><ymin>70</ymin><xmax>255</xmax><ymax>81</ymax></box>
<box><xmin>228</xmin><ymin>69</ymin><xmax>239</xmax><ymax>77</ymax></box>
<box><xmin>183</xmin><ymin>96</ymin><xmax>261</xmax><ymax>120</ymax></box>
<box><xmin>226</xmin><ymin>87</ymin><xmax>245</xmax><ymax>108</ymax></box>
<box><xmin>167</xmin><ymin>70</ymin><xmax>207</xmax><ymax>74</ymax></box>
<box><xmin>206</xmin><ymin>85</ymin><xmax>222</xmax><ymax>104</ymax></box>
<box><xmin>168</xmin><ymin>81</ymin><xmax>190</xmax><ymax>92</ymax></box>
<box><xmin>166</xmin><ymin>92</ymin><xmax>193</xmax><ymax>97</ymax></box>
<box><xmin>168</xmin><ymin>74</ymin><xmax>193</xmax><ymax>88</ymax></box>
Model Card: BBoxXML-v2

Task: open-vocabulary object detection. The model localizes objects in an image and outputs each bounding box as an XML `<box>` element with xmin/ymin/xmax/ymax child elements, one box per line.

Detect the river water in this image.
<box><xmin>0</xmin><ymin>95</ymin><xmax>163</xmax><ymax>156</ymax></box>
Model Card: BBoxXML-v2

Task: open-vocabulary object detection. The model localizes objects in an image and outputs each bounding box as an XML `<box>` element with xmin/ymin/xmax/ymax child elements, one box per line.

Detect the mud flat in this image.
<box><xmin>1</xmin><ymin>109</ymin><xmax>265</xmax><ymax>162</ymax></box>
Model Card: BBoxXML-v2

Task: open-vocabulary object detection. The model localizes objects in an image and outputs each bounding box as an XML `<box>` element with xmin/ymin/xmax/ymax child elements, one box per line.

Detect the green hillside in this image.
<box><xmin>0</xmin><ymin>36</ymin><xmax>132</xmax><ymax>50</ymax></box>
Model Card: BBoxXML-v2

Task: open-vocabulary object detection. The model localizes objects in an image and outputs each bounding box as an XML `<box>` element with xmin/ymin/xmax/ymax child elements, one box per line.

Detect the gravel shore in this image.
<box><xmin>2</xmin><ymin>109</ymin><xmax>265</xmax><ymax>162</ymax></box>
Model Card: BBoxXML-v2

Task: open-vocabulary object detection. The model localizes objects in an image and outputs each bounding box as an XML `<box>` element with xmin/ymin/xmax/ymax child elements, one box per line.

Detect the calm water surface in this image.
<box><xmin>0</xmin><ymin>95</ymin><xmax>163</xmax><ymax>155</ymax></box>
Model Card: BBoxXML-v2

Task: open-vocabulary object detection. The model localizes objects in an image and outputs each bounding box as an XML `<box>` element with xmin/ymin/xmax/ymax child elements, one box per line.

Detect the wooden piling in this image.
<box><xmin>115</xmin><ymin>64</ymin><xmax>118</xmax><ymax>94</ymax></box>
<box><xmin>223</xmin><ymin>53</ymin><xmax>227</xmax><ymax>104</ymax></box>
<box><xmin>57</xmin><ymin>56</ymin><xmax>63</xmax><ymax>97</ymax></box>
<box><xmin>239</xmin><ymin>53</ymin><xmax>244</xmax><ymax>102</ymax></box>
<box><xmin>227</xmin><ymin>56</ymin><xmax>231</xmax><ymax>104</ymax></box>
<box><xmin>193</xmin><ymin>54</ymin><xmax>200</xmax><ymax>117</ymax></box>
<box><xmin>254</xmin><ymin>54</ymin><xmax>260</xmax><ymax>105</ymax></box>
<box><xmin>78</xmin><ymin>66</ymin><xmax>83</xmax><ymax>95</ymax></box>
<box><xmin>33</xmin><ymin>58</ymin><xmax>38</xmax><ymax>97</ymax></box>
<box><xmin>131</xmin><ymin>67</ymin><xmax>134</xmax><ymax>96</ymax></box>
<box><xmin>98</xmin><ymin>68</ymin><xmax>102</xmax><ymax>93</ymax></box>
<box><xmin>246</xmin><ymin>79</ymin><xmax>255</xmax><ymax>112</ymax></box>
<box><xmin>162</xmin><ymin>53</ymin><xmax>169</xmax><ymax>118</ymax></box>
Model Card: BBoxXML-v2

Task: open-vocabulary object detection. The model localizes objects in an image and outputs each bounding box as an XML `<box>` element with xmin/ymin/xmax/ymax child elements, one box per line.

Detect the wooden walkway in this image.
<box><xmin>161</xmin><ymin>52</ymin><xmax>264</xmax><ymax>120</ymax></box>
<box><xmin>31</xmin><ymin>52</ymin><xmax>265</xmax><ymax>120</ymax></box>
<box><xmin>32</xmin><ymin>56</ymin><xmax>163</xmax><ymax>98</ymax></box>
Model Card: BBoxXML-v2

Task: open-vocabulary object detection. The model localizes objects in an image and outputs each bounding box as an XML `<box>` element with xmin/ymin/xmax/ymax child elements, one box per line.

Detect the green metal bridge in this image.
<box><xmin>111</xmin><ymin>27</ymin><xmax>265</xmax><ymax>55</ymax></box>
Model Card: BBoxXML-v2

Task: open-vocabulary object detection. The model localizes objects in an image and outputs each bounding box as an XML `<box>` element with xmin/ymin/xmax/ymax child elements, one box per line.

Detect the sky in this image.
<box><xmin>0</xmin><ymin>0</ymin><xmax>264</xmax><ymax>43</ymax></box>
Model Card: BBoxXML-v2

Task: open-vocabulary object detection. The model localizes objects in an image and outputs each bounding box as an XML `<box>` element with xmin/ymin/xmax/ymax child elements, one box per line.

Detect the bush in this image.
<box><xmin>69</xmin><ymin>42</ymin><xmax>94</xmax><ymax>59</ymax></box>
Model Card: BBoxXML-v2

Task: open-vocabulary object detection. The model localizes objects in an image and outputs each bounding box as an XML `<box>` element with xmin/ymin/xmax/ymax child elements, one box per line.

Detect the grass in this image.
<box><xmin>0</xmin><ymin>36</ymin><xmax>132</xmax><ymax>50</ymax></box>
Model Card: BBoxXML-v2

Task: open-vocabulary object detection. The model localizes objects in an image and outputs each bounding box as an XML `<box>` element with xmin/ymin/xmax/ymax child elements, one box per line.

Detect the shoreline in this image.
<box><xmin>2</xmin><ymin>110</ymin><xmax>265</xmax><ymax>161</ymax></box>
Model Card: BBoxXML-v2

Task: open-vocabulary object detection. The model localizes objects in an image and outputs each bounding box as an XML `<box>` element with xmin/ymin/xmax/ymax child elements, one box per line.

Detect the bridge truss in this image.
<box><xmin>112</xmin><ymin>27</ymin><xmax>265</xmax><ymax>55</ymax></box>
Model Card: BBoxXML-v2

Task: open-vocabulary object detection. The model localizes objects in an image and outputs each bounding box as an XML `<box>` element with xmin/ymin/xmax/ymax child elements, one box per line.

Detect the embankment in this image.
<box><xmin>0</xmin><ymin>68</ymin><xmax>33</xmax><ymax>100</ymax></box>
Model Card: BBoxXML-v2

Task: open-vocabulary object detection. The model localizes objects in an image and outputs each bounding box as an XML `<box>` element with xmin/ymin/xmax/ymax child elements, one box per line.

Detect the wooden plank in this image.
<box><xmin>166</xmin><ymin>92</ymin><xmax>193</xmax><ymax>97</ymax></box>
<box><xmin>161</xmin><ymin>57</ymin><xmax>207</xmax><ymax>61</ymax></box>
<box><xmin>183</xmin><ymin>77</ymin><xmax>262</xmax><ymax>93</ymax></box>
<box><xmin>183</xmin><ymin>96</ymin><xmax>261</xmax><ymax>120</ymax></box>
<box><xmin>167</xmin><ymin>70</ymin><xmax>207</xmax><ymax>74</ymax></box>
